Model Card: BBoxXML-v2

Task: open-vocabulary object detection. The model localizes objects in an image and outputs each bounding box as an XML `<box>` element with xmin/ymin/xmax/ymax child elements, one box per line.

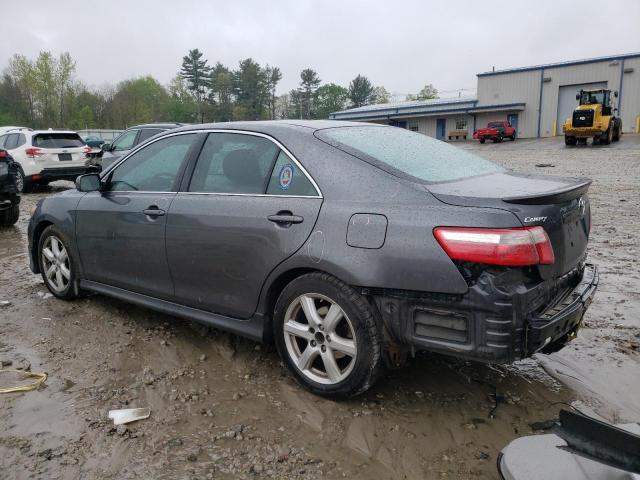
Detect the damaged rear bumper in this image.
<box><xmin>525</xmin><ymin>263</ymin><xmax>598</xmax><ymax>354</ymax></box>
<box><xmin>370</xmin><ymin>263</ymin><xmax>598</xmax><ymax>364</ymax></box>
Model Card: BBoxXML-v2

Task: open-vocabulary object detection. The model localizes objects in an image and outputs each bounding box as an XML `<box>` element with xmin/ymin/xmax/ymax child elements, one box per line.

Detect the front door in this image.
<box><xmin>165</xmin><ymin>132</ymin><xmax>323</xmax><ymax>319</ymax></box>
<box><xmin>75</xmin><ymin>133</ymin><xmax>198</xmax><ymax>298</ymax></box>
<box><xmin>436</xmin><ymin>118</ymin><xmax>446</xmax><ymax>140</ymax></box>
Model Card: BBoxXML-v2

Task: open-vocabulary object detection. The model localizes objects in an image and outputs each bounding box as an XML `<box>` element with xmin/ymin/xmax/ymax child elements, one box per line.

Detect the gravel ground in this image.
<box><xmin>1</xmin><ymin>134</ymin><xmax>638</xmax><ymax>479</ymax></box>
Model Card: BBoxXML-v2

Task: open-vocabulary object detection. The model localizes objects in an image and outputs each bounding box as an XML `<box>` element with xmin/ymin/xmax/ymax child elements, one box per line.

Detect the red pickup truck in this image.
<box><xmin>473</xmin><ymin>121</ymin><xmax>516</xmax><ymax>143</ymax></box>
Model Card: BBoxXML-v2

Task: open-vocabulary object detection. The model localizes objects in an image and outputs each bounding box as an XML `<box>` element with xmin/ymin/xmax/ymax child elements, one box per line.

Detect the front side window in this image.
<box><xmin>317</xmin><ymin>126</ymin><xmax>504</xmax><ymax>183</ymax></box>
<box><xmin>266</xmin><ymin>151</ymin><xmax>318</xmax><ymax>196</ymax></box>
<box><xmin>106</xmin><ymin>133</ymin><xmax>195</xmax><ymax>192</ymax></box>
<box><xmin>112</xmin><ymin>129</ymin><xmax>138</xmax><ymax>151</ymax></box>
<box><xmin>189</xmin><ymin>133</ymin><xmax>279</xmax><ymax>194</ymax></box>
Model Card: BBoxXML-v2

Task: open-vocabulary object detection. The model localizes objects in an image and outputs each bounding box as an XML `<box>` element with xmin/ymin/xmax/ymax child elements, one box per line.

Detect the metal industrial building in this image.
<box><xmin>329</xmin><ymin>52</ymin><xmax>640</xmax><ymax>139</ymax></box>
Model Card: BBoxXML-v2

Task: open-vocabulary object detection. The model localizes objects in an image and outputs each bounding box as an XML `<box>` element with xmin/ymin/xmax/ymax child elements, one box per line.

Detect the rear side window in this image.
<box><xmin>3</xmin><ymin>134</ymin><xmax>19</xmax><ymax>150</ymax></box>
<box><xmin>17</xmin><ymin>133</ymin><xmax>26</xmax><ymax>147</ymax></box>
<box><xmin>317</xmin><ymin>126</ymin><xmax>504</xmax><ymax>183</ymax></box>
<box><xmin>266</xmin><ymin>151</ymin><xmax>318</xmax><ymax>196</ymax></box>
<box><xmin>0</xmin><ymin>135</ymin><xmax>6</xmax><ymax>148</ymax></box>
<box><xmin>138</xmin><ymin>128</ymin><xmax>166</xmax><ymax>144</ymax></box>
<box><xmin>189</xmin><ymin>133</ymin><xmax>279</xmax><ymax>194</ymax></box>
<box><xmin>32</xmin><ymin>133</ymin><xmax>85</xmax><ymax>148</ymax></box>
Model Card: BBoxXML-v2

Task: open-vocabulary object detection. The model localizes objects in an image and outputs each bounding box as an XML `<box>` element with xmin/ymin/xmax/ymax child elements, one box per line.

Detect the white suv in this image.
<box><xmin>0</xmin><ymin>129</ymin><xmax>93</xmax><ymax>192</ymax></box>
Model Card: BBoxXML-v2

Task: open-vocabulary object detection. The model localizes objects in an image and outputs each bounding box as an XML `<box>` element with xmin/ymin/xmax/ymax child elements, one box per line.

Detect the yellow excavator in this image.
<box><xmin>563</xmin><ymin>89</ymin><xmax>622</xmax><ymax>146</ymax></box>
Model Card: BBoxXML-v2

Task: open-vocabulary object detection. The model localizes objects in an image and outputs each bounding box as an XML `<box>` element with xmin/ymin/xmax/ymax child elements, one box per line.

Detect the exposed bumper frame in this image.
<box><xmin>370</xmin><ymin>263</ymin><xmax>598</xmax><ymax>364</ymax></box>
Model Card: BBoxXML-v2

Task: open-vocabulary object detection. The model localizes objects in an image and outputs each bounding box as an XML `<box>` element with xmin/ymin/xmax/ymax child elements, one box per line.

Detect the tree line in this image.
<box><xmin>0</xmin><ymin>49</ymin><xmax>438</xmax><ymax>130</ymax></box>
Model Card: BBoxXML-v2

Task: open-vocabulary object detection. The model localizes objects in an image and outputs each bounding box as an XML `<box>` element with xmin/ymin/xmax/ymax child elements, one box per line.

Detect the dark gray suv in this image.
<box><xmin>28</xmin><ymin>121</ymin><xmax>598</xmax><ymax>397</ymax></box>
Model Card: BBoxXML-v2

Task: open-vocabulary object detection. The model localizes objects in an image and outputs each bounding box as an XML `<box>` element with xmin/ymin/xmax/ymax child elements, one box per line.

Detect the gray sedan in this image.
<box><xmin>28</xmin><ymin>121</ymin><xmax>597</xmax><ymax>397</ymax></box>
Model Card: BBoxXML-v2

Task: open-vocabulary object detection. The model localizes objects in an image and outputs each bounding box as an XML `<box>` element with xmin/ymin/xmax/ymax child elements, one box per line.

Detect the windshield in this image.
<box><xmin>580</xmin><ymin>91</ymin><xmax>605</xmax><ymax>105</ymax></box>
<box><xmin>317</xmin><ymin>126</ymin><xmax>504</xmax><ymax>183</ymax></box>
<box><xmin>32</xmin><ymin>133</ymin><xmax>85</xmax><ymax>148</ymax></box>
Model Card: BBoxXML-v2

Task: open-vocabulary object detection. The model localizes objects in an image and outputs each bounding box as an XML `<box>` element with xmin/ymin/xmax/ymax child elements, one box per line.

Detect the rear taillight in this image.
<box><xmin>0</xmin><ymin>150</ymin><xmax>6</xmax><ymax>159</ymax></box>
<box><xmin>83</xmin><ymin>146</ymin><xmax>92</xmax><ymax>156</ymax></box>
<box><xmin>25</xmin><ymin>147</ymin><xmax>43</xmax><ymax>158</ymax></box>
<box><xmin>433</xmin><ymin>226</ymin><xmax>555</xmax><ymax>266</ymax></box>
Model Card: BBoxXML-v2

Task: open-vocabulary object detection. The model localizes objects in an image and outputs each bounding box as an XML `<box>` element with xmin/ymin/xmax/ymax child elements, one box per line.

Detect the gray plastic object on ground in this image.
<box><xmin>498</xmin><ymin>423</ymin><xmax>640</xmax><ymax>480</ymax></box>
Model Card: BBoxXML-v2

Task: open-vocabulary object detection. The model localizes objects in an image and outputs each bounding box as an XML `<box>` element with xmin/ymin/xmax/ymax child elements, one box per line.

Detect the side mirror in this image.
<box><xmin>614</xmin><ymin>91</ymin><xmax>619</xmax><ymax>98</ymax></box>
<box><xmin>576</xmin><ymin>93</ymin><xmax>580</xmax><ymax>100</ymax></box>
<box><xmin>101</xmin><ymin>143</ymin><xmax>112</xmax><ymax>152</ymax></box>
<box><xmin>76</xmin><ymin>173</ymin><xmax>102</xmax><ymax>192</ymax></box>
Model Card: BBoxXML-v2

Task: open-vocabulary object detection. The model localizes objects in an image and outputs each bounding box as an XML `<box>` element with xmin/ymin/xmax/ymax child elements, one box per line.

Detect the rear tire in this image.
<box><xmin>273</xmin><ymin>272</ymin><xmax>384</xmax><ymax>398</ymax></box>
<box><xmin>0</xmin><ymin>204</ymin><xmax>19</xmax><ymax>227</ymax></box>
<box><xmin>15</xmin><ymin>168</ymin><xmax>29</xmax><ymax>193</ymax></box>
<box><xmin>38</xmin><ymin>225</ymin><xmax>80</xmax><ymax>300</ymax></box>
<box><xmin>479</xmin><ymin>138</ymin><xmax>486</xmax><ymax>144</ymax></box>
<box><xmin>510</xmin><ymin>134</ymin><xmax>516</xmax><ymax>141</ymax></box>
<box><xmin>564</xmin><ymin>135</ymin><xmax>577</xmax><ymax>146</ymax></box>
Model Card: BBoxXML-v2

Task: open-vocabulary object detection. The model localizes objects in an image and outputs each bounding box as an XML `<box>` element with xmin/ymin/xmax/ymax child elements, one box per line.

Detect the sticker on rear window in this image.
<box><xmin>278</xmin><ymin>164</ymin><xmax>294</xmax><ymax>190</ymax></box>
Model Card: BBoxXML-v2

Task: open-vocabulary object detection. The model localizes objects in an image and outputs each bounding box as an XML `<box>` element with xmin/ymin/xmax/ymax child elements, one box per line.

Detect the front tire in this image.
<box><xmin>565</xmin><ymin>135</ymin><xmax>577</xmax><ymax>146</ymax></box>
<box><xmin>479</xmin><ymin>138</ymin><xmax>486</xmax><ymax>144</ymax></box>
<box><xmin>38</xmin><ymin>225</ymin><xmax>80</xmax><ymax>300</ymax></box>
<box><xmin>600</xmin><ymin>122</ymin><xmax>613</xmax><ymax>145</ymax></box>
<box><xmin>273</xmin><ymin>272</ymin><xmax>384</xmax><ymax>397</ymax></box>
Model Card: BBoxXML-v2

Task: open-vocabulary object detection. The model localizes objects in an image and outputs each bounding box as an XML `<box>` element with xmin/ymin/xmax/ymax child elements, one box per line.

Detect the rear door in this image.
<box><xmin>165</xmin><ymin>131</ymin><xmax>323</xmax><ymax>319</ymax></box>
<box><xmin>75</xmin><ymin>132</ymin><xmax>198</xmax><ymax>298</ymax></box>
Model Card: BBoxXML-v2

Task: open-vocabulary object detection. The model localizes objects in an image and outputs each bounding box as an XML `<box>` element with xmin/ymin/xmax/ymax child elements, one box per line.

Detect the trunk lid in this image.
<box><xmin>428</xmin><ymin>172</ymin><xmax>592</xmax><ymax>279</ymax></box>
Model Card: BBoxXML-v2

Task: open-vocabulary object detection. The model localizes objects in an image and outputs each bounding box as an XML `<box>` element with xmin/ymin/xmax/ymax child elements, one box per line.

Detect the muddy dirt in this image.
<box><xmin>1</xmin><ymin>135</ymin><xmax>638</xmax><ymax>479</ymax></box>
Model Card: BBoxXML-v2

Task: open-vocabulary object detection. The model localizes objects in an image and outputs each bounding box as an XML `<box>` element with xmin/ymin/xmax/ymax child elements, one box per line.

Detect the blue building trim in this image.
<box><xmin>332</xmin><ymin>102</ymin><xmax>525</xmax><ymax>121</ymax></box>
<box><xmin>537</xmin><ymin>69</ymin><xmax>544</xmax><ymax>138</ymax></box>
<box><xmin>478</xmin><ymin>52</ymin><xmax>640</xmax><ymax>77</ymax></box>
<box><xmin>618</xmin><ymin>58</ymin><xmax>625</xmax><ymax>118</ymax></box>
<box><xmin>330</xmin><ymin>100</ymin><xmax>477</xmax><ymax>119</ymax></box>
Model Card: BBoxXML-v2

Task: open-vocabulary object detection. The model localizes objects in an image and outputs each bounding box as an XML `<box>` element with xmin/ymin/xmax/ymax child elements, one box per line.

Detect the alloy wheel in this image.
<box><xmin>41</xmin><ymin>235</ymin><xmax>71</xmax><ymax>293</ymax></box>
<box><xmin>283</xmin><ymin>293</ymin><xmax>357</xmax><ymax>385</ymax></box>
<box><xmin>15</xmin><ymin>170</ymin><xmax>24</xmax><ymax>193</ymax></box>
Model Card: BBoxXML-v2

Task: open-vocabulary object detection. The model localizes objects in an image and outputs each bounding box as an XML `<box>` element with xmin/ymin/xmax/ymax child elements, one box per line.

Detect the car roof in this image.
<box><xmin>30</xmin><ymin>130</ymin><xmax>81</xmax><ymax>135</ymax></box>
<box><xmin>126</xmin><ymin>122</ymin><xmax>185</xmax><ymax>130</ymax></box>
<box><xmin>170</xmin><ymin>119</ymin><xmax>381</xmax><ymax>135</ymax></box>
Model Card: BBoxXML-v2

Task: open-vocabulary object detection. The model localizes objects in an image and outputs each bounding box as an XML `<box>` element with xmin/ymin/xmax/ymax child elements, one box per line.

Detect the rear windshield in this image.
<box><xmin>32</xmin><ymin>133</ymin><xmax>85</xmax><ymax>148</ymax></box>
<box><xmin>317</xmin><ymin>126</ymin><xmax>504</xmax><ymax>183</ymax></box>
<box><xmin>488</xmin><ymin>122</ymin><xmax>503</xmax><ymax>128</ymax></box>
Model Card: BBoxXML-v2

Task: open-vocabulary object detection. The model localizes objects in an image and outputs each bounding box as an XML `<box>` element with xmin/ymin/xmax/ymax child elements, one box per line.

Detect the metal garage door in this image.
<box><xmin>556</xmin><ymin>82</ymin><xmax>607</xmax><ymax>134</ymax></box>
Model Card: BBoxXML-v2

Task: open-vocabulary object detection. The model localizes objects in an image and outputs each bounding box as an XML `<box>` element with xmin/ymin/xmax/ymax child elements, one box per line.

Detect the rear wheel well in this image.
<box><xmin>31</xmin><ymin>220</ymin><xmax>53</xmax><ymax>273</ymax></box>
<box><xmin>262</xmin><ymin>268</ymin><xmax>335</xmax><ymax>343</ymax></box>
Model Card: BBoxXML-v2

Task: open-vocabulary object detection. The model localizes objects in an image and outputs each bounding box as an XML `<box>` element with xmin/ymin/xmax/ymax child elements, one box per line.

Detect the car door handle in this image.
<box><xmin>268</xmin><ymin>212</ymin><xmax>304</xmax><ymax>225</ymax></box>
<box><xmin>143</xmin><ymin>206</ymin><xmax>165</xmax><ymax>217</ymax></box>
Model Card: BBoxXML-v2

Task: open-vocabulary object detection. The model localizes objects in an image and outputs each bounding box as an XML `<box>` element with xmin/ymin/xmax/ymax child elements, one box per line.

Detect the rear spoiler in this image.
<box><xmin>502</xmin><ymin>179</ymin><xmax>591</xmax><ymax>205</ymax></box>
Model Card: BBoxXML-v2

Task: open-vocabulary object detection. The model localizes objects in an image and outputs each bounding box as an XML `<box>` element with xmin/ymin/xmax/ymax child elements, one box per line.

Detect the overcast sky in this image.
<box><xmin>2</xmin><ymin>0</ymin><xmax>639</xmax><ymax>98</ymax></box>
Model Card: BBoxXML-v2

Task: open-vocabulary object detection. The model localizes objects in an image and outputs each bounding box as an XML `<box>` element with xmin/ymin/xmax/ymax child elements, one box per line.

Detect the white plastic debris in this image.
<box><xmin>108</xmin><ymin>408</ymin><xmax>150</xmax><ymax>425</ymax></box>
